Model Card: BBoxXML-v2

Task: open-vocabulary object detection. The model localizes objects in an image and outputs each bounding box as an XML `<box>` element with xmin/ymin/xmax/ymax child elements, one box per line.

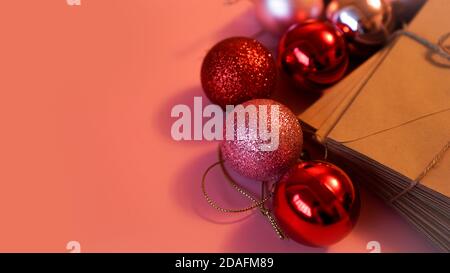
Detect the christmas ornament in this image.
<box><xmin>278</xmin><ymin>20</ymin><xmax>349</xmax><ymax>91</ymax></box>
<box><xmin>254</xmin><ymin>0</ymin><xmax>324</xmax><ymax>34</ymax></box>
<box><xmin>220</xmin><ymin>99</ymin><xmax>303</xmax><ymax>181</ymax></box>
<box><xmin>326</xmin><ymin>0</ymin><xmax>395</xmax><ymax>55</ymax></box>
<box><xmin>273</xmin><ymin>160</ymin><xmax>359</xmax><ymax>247</ymax></box>
<box><xmin>201</xmin><ymin>37</ymin><xmax>277</xmax><ymax>108</ymax></box>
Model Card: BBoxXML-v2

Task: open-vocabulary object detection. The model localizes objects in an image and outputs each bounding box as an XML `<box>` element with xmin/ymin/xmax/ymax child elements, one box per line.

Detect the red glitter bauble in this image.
<box><xmin>220</xmin><ymin>99</ymin><xmax>303</xmax><ymax>181</ymax></box>
<box><xmin>201</xmin><ymin>37</ymin><xmax>277</xmax><ymax>108</ymax></box>
<box><xmin>273</xmin><ymin>161</ymin><xmax>359</xmax><ymax>247</ymax></box>
<box><xmin>278</xmin><ymin>20</ymin><xmax>349</xmax><ymax>91</ymax></box>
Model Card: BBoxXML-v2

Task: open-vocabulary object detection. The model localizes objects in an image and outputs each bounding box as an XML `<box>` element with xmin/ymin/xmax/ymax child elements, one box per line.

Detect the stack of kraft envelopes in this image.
<box><xmin>299</xmin><ymin>0</ymin><xmax>450</xmax><ymax>252</ymax></box>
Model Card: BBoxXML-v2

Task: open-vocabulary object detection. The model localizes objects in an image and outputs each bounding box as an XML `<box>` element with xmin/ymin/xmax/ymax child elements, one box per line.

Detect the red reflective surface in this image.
<box><xmin>273</xmin><ymin>161</ymin><xmax>360</xmax><ymax>247</ymax></box>
<box><xmin>278</xmin><ymin>20</ymin><xmax>349</xmax><ymax>91</ymax></box>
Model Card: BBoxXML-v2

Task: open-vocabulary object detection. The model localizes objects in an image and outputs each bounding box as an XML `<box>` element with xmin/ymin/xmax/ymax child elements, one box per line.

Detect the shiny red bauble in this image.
<box><xmin>273</xmin><ymin>161</ymin><xmax>359</xmax><ymax>247</ymax></box>
<box><xmin>201</xmin><ymin>37</ymin><xmax>277</xmax><ymax>108</ymax></box>
<box><xmin>278</xmin><ymin>20</ymin><xmax>349</xmax><ymax>91</ymax></box>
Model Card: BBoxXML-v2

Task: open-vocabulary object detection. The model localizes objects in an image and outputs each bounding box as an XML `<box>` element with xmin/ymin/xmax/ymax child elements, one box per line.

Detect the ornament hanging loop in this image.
<box><xmin>201</xmin><ymin>160</ymin><xmax>272</xmax><ymax>213</ymax></box>
<box><xmin>201</xmin><ymin>148</ymin><xmax>286</xmax><ymax>239</ymax></box>
<box><xmin>389</xmin><ymin>141</ymin><xmax>450</xmax><ymax>203</ymax></box>
<box><xmin>259</xmin><ymin>181</ymin><xmax>286</xmax><ymax>240</ymax></box>
<box><xmin>438</xmin><ymin>33</ymin><xmax>450</xmax><ymax>56</ymax></box>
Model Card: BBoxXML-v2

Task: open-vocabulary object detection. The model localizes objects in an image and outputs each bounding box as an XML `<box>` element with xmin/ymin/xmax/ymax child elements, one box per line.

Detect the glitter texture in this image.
<box><xmin>201</xmin><ymin>37</ymin><xmax>277</xmax><ymax>108</ymax></box>
<box><xmin>220</xmin><ymin>99</ymin><xmax>303</xmax><ymax>181</ymax></box>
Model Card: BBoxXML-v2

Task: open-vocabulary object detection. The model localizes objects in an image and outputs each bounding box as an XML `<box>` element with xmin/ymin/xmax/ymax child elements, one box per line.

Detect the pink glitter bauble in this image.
<box><xmin>220</xmin><ymin>99</ymin><xmax>303</xmax><ymax>181</ymax></box>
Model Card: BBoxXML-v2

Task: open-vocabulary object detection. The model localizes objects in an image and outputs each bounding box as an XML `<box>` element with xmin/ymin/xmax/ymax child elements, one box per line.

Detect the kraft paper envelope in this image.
<box><xmin>298</xmin><ymin>0</ymin><xmax>427</xmax><ymax>131</ymax></box>
<box><xmin>324</xmin><ymin>0</ymin><xmax>450</xmax><ymax>197</ymax></box>
<box><xmin>299</xmin><ymin>47</ymin><xmax>390</xmax><ymax>130</ymax></box>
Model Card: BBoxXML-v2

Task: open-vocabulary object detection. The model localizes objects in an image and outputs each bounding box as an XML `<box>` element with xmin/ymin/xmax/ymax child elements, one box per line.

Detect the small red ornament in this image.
<box><xmin>201</xmin><ymin>37</ymin><xmax>277</xmax><ymax>108</ymax></box>
<box><xmin>326</xmin><ymin>0</ymin><xmax>395</xmax><ymax>56</ymax></box>
<box><xmin>278</xmin><ymin>20</ymin><xmax>349</xmax><ymax>91</ymax></box>
<box><xmin>273</xmin><ymin>161</ymin><xmax>359</xmax><ymax>247</ymax></box>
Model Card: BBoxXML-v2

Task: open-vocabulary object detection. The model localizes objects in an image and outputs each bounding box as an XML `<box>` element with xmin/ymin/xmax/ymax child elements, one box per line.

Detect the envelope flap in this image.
<box><xmin>328</xmin><ymin>0</ymin><xmax>450</xmax><ymax>185</ymax></box>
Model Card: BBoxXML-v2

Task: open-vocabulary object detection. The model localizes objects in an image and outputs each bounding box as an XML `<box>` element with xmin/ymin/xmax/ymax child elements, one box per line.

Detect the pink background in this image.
<box><xmin>0</xmin><ymin>0</ymin><xmax>436</xmax><ymax>252</ymax></box>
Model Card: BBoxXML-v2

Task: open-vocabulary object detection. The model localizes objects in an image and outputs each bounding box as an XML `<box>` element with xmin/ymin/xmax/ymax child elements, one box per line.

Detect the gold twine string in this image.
<box><xmin>201</xmin><ymin>161</ymin><xmax>271</xmax><ymax>213</ymax></box>
<box><xmin>259</xmin><ymin>180</ymin><xmax>286</xmax><ymax>239</ymax></box>
<box><xmin>337</xmin><ymin>108</ymin><xmax>450</xmax><ymax>145</ymax></box>
<box><xmin>201</xmin><ymin>148</ymin><xmax>286</xmax><ymax>239</ymax></box>
<box><xmin>389</xmin><ymin>141</ymin><xmax>450</xmax><ymax>203</ymax></box>
<box><xmin>308</xmin><ymin>111</ymin><xmax>450</xmax><ymax>204</ymax></box>
<box><xmin>438</xmin><ymin>33</ymin><xmax>450</xmax><ymax>55</ymax></box>
<box><xmin>301</xmin><ymin>121</ymin><xmax>449</xmax><ymax>205</ymax></box>
<box><xmin>204</xmin><ymin>4</ymin><xmax>450</xmax><ymax>232</ymax></box>
<box><xmin>323</xmin><ymin>29</ymin><xmax>450</xmax><ymax>202</ymax></box>
<box><xmin>393</xmin><ymin>28</ymin><xmax>450</xmax><ymax>61</ymax></box>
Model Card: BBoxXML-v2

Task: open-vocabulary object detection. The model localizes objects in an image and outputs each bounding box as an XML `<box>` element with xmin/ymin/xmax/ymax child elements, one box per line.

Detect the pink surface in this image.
<box><xmin>0</xmin><ymin>0</ymin><xmax>436</xmax><ymax>252</ymax></box>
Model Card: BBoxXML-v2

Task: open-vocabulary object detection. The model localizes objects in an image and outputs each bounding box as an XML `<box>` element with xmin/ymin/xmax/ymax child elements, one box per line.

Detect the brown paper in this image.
<box><xmin>327</xmin><ymin>0</ymin><xmax>450</xmax><ymax>197</ymax></box>
<box><xmin>299</xmin><ymin>47</ymin><xmax>389</xmax><ymax>132</ymax></box>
